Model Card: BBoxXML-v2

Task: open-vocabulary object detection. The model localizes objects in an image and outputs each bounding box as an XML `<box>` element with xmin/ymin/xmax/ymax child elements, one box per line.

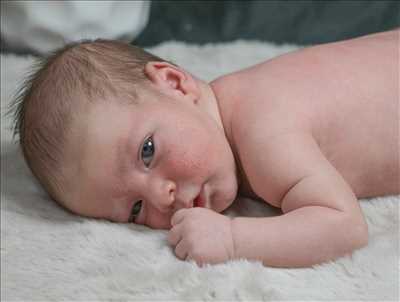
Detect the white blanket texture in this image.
<box><xmin>1</xmin><ymin>41</ymin><xmax>399</xmax><ymax>301</ymax></box>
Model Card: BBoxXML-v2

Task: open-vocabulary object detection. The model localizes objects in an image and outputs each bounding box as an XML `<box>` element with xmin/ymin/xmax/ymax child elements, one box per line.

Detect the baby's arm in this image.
<box><xmin>232</xmin><ymin>132</ymin><xmax>368</xmax><ymax>267</ymax></box>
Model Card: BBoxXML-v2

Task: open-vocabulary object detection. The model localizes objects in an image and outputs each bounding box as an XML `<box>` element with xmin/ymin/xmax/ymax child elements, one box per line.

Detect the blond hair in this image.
<box><xmin>9</xmin><ymin>39</ymin><xmax>169</xmax><ymax>203</ymax></box>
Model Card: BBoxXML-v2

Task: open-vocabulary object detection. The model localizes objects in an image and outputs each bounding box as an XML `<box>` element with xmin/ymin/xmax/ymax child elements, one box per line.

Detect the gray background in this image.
<box><xmin>134</xmin><ymin>0</ymin><xmax>400</xmax><ymax>46</ymax></box>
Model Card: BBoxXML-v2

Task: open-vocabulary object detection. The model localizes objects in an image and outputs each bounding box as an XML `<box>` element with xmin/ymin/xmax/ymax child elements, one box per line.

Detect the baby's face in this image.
<box><xmin>64</xmin><ymin>92</ymin><xmax>238</xmax><ymax>229</ymax></box>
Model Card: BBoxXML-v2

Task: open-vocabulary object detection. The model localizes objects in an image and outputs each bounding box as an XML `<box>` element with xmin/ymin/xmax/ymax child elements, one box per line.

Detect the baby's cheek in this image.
<box><xmin>169</xmin><ymin>148</ymin><xmax>207</xmax><ymax>177</ymax></box>
<box><xmin>168</xmin><ymin>136</ymin><xmax>211</xmax><ymax>179</ymax></box>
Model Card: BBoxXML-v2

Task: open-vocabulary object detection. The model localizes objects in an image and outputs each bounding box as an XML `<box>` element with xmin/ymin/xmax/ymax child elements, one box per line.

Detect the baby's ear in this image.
<box><xmin>144</xmin><ymin>61</ymin><xmax>199</xmax><ymax>102</ymax></box>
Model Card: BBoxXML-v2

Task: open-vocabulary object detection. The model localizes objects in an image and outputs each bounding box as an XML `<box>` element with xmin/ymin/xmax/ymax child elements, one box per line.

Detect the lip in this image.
<box><xmin>193</xmin><ymin>189</ymin><xmax>206</xmax><ymax>208</ymax></box>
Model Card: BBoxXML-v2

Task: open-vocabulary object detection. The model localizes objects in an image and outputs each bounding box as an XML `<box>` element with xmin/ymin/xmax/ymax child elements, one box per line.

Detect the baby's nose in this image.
<box><xmin>158</xmin><ymin>180</ymin><xmax>176</xmax><ymax>210</ymax></box>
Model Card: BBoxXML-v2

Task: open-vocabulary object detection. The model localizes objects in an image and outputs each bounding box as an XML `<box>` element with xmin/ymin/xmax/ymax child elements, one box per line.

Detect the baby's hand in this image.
<box><xmin>167</xmin><ymin>208</ymin><xmax>235</xmax><ymax>266</ymax></box>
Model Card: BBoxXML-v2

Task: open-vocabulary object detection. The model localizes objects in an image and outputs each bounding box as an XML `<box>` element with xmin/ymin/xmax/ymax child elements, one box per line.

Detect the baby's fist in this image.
<box><xmin>167</xmin><ymin>208</ymin><xmax>235</xmax><ymax>266</ymax></box>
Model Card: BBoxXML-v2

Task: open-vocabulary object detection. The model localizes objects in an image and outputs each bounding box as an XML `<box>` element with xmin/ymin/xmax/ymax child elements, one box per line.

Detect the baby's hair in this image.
<box><xmin>8</xmin><ymin>39</ymin><xmax>170</xmax><ymax>203</ymax></box>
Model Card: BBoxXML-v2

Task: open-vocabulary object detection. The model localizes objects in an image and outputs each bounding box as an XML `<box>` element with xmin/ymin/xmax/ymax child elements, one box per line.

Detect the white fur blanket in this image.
<box><xmin>1</xmin><ymin>41</ymin><xmax>399</xmax><ymax>301</ymax></box>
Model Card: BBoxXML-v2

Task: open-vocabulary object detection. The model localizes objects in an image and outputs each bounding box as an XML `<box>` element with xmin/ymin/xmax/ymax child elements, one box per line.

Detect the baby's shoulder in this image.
<box><xmin>230</xmin><ymin>90</ymin><xmax>309</xmax><ymax>145</ymax></box>
<box><xmin>213</xmin><ymin>62</ymin><xmax>316</xmax><ymax>148</ymax></box>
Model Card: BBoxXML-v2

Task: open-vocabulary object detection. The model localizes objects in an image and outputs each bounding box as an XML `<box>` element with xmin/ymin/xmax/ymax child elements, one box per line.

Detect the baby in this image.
<box><xmin>11</xmin><ymin>29</ymin><xmax>399</xmax><ymax>268</ymax></box>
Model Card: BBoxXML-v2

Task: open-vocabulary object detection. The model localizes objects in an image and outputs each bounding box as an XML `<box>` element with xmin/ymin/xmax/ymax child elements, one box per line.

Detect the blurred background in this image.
<box><xmin>135</xmin><ymin>0</ymin><xmax>400</xmax><ymax>46</ymax></box>
<box><xmin>1</xmin><ymin>0</ymin><xmax>399</xmax><ymax>56</ymax></box>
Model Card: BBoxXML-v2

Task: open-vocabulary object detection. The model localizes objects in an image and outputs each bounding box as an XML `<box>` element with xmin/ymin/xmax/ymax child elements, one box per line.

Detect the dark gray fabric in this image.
<box><xmin>134</xmin><ymin>0</ymin><xmax>400</xmax><ymax>46</ymax></box>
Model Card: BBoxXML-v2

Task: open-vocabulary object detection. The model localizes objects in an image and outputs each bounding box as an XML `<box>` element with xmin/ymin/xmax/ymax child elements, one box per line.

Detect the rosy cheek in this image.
<box><xmin>163</xmin><ymin>122</ymin><xmax>213</xmax><ymax>180</ymax></box>
<box><xmin>167</xmin><ymin>141</ymin><xmax>210</xmax><ymax>179</ymax></box>
<box><xmin>167</xmin><ymin>152</ymin><xmax>195</xmax><ymax>177</ymax></box>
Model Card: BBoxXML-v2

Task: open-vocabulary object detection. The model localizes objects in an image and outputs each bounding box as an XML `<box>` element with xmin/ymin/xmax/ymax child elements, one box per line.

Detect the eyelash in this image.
<box><xmin>141</xmin><ymin>136</ymin><xmax>155</xmax><ymax>168</ymax></box>
<box><xmin>128</xmin><ymin>200</ymin><xmax>142</xmax><ymax>223</ymax></box>
<box><xmin>129</xmin><ymin>135</ymin><xmax>155</xmax><ymax>222</ymax></box>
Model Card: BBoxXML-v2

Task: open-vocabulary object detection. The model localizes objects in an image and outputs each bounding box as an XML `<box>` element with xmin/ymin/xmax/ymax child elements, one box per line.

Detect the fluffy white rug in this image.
<box><xmin>1</xmin><ymin>41</ymin><xmax>399</xmax><ymax>301</ymax></box>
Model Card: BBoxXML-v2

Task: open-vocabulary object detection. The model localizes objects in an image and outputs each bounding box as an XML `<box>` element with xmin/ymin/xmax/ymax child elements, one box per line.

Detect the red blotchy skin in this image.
<box><xmin>65</xmin><ymin>84</ymin><xmax>238</xmax><ymax>229</ymax></box>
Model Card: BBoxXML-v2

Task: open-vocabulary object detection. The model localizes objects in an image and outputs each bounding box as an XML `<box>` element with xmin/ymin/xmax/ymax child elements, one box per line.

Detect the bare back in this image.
<box><xmin>215</xmin><ymin>30</ymin><xmax>399</xmax><ymax>200</ymax></box>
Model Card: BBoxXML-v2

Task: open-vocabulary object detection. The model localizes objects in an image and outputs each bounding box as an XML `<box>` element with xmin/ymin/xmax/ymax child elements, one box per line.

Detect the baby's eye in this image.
<box><xmin>128</xmin><ymin>200</ymin><xmax>142</xmax><ymax>223</ymax></box>
<box><xmin>141</xmin><ymin>136</ymin><xmax>155</xmax><ymax>167</ymax></box>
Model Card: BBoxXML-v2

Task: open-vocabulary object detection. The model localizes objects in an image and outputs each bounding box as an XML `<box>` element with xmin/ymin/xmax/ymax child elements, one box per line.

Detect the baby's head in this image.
<box><xmin>11</xmin><ymin>40</ymin><xmax>239</xmax><ymax>229</ymax></box>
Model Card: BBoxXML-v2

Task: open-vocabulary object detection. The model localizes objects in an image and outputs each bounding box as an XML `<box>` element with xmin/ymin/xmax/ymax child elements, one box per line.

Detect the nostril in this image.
<box><xmin>167</xmin><ymin>182</ymin><xmax>176</xmax><ymax>202</ymax></box>
<box><xmin>169</xmin><ymin>188</ymin><xmax>175</xmax><ymax>202</ymax></box>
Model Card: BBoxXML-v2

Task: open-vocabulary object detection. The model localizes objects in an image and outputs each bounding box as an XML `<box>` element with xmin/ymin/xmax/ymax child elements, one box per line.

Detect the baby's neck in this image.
<box><xmin>208</xmin><ymin>77</ymin><xmax>238</xmax><ymax>146</ymax></box>
<box><xmin>196</xmin><ymin>80</ymin><xmax>225</xmax><ymax>131</ymax></box>
<box><xmin>210</xmin><ymin>76</ymin><xmax>259</xmax><ymax>199</ymax></box>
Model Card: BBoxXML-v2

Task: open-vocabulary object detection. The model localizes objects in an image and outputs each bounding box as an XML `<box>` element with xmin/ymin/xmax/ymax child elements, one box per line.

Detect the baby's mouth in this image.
<box><xmin>193</xmin><ymin>193</ymin><xmax>205</xmax><ymax>208</ymax></box>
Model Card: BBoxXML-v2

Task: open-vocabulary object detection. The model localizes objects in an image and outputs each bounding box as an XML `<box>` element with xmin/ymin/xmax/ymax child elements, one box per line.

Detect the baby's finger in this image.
<box><xmin>186</xmin><ymin>254</ymin><xmax>204</xmax><ymax>267</ymax></box>
<box><xmin>174</xmin><ymin>239</ymin><xmax>188</xmax><ymax>260</ymax></box>
<box><xmin>167</xmin><ymin>224</ymin><xmax>182</xmax><ymax>246</ymax></box>
<box><xmin>171</xmin><ymin>208</ymin><xmax>187</xmax><ymax>226</ymax></box>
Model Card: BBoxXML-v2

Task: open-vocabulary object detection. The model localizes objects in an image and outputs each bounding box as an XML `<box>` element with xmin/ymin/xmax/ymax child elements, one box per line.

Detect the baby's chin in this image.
<box><xmin>211</xmin><ymin>186</ymin><xmax>238</xmax><ymax>213</ymax></box>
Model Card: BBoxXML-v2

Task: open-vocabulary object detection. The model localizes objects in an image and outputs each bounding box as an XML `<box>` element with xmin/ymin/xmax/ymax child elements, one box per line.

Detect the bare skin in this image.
<box><xmin>209</xmin><ymin>29</ymin><xmax>399</xmax><ymax>266</ymax></box>
<box><xmin>64</xmin><ymin>30</ymin><xmax>399</xmax><ymax>267</ymax></box>
<box><xmin>215</xmin><ymin>29</ymin><xmax>398</xmax><ymax>200</ymax></box>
